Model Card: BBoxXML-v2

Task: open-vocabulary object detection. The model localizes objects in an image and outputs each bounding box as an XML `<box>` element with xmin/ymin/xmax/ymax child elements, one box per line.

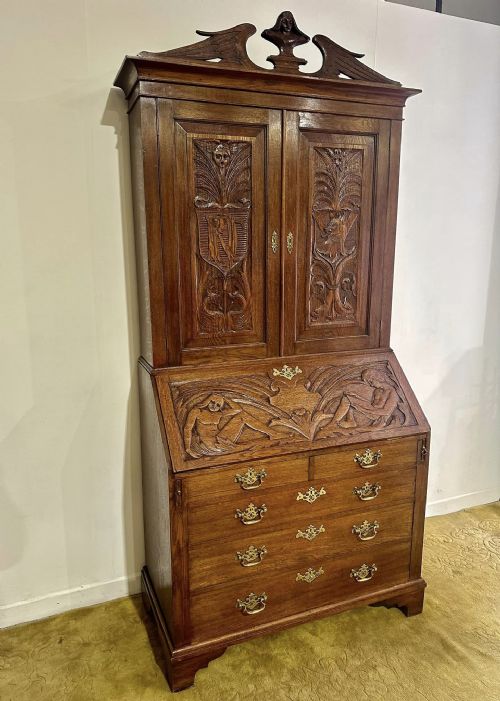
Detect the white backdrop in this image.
<box><xmin>1</xmin><ymin>0</ymin><xmax>499</xmax><ymax>627</ymax></box>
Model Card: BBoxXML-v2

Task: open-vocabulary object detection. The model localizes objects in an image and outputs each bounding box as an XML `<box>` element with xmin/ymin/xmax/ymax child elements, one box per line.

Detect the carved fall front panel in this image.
<box><xmin>169</xmin><ymin>359</ymin><xmax>416</xmax><ymax>460</ymax></box>
<box><xmin>309</xmin><ymin>147</ymin><xmax>362</xmax><ymax>326</ymax></box>
<box><xmin>193</xmin><ymin>138</ymin><xmax>253</xmax><ymax>336</ymax></box>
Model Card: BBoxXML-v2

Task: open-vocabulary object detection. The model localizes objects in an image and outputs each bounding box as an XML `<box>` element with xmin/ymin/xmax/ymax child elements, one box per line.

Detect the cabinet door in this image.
<box><xmin>158</xmin><ymin>101</ymin><xmax>281</xmax><ymax>366</ymax></box>
<box><xmin>282</xmin><ymin>111</ymin><xmax>390</xmax><ymax>355</ymax></box>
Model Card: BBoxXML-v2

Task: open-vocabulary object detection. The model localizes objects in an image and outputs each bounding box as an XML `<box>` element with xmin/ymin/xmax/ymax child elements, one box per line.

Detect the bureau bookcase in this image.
<box><xmin>115</xmin><ymin>11</ymin><xmax>430</xmax><ymax>691</ymax></box>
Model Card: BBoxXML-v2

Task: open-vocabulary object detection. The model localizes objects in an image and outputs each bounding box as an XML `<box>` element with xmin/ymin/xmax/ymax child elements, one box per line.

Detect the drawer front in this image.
<box><xmin>312</xmin><ymin>436</ymin><xmax>419</xmax><ymax>480</ymax></box>
<box><xmin>188</xmin><ymin>467</ymin><xmax>416</xmax><ymax>547</ymax></box>
<box><xmin>188</xmin><ymin>456</ymin><xmax>309</xmax><ymax>505</ymax></box>
<box><xmin>189</xmin><ymin>501</ymin><xmax>414</xmax><ymax>591</ymax></box>
<box><xmin>190</xmin><ymin>541</ymin><xmax>411</xmax><ymax>642</ymax></box>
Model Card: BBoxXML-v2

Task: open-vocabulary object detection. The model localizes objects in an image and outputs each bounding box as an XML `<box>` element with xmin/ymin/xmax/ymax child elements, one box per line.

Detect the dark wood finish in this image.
<box><xmin>115</xmin><ymin>11</ymin><xmax>428</xmax><ymax>692</ymax></box>
<box><xmin>189</xmin><ymin>501</ymin><xmax>414</xmax><ymax>590</ymax></box>
<box><xmin>154</xmin><ymin>350</ymin><xmax>428</xmax><ymax>472</ymax></box>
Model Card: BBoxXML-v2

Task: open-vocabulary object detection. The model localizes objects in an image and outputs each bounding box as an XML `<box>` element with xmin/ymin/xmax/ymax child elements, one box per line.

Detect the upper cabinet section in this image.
<box><xmin>116</xmin><ymin>12</ymin><xmax>420</xmax><ymax>368</ymax></box>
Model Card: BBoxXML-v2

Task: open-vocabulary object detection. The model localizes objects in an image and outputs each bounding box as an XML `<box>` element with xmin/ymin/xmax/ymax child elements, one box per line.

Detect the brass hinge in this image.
<box><xmin>174</xmin><ymin>479</ymin><xmax>183</xmax><ymax>507</ymax></box>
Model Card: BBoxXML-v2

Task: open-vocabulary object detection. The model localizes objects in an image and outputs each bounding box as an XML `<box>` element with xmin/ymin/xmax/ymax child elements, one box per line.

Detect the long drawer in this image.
<box><xmin>190</xmin><ymin>540</ymin><xmax>411</xmax><ymax>642</ymax></box>
<box><xmin>189</xmin><ymin>501</ymin><xmax>414</xmax><ymax>591</ymax></box>
<box><xmin>188</xmin><ymin>467</ymin><xmax>416</xmax><ymax>547</ymax></box>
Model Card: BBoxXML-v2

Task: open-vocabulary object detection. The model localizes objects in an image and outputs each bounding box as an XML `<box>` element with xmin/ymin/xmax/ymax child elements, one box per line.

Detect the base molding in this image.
<box><xmin>141</xmin><ymin>567</ymin><xmax>427</xmax><ymax>692</ymax></box>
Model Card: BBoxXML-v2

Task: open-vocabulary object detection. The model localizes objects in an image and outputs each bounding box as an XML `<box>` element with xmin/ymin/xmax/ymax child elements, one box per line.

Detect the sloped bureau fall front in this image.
<box><xmin>114</xmin><ymin>11</ymin><xmax>430</xmax><ymax>691</ymax></box>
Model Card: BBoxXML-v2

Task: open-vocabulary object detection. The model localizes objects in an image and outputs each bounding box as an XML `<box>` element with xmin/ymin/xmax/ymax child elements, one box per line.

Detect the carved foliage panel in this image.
<box><xmin>309</xmin><ymin>146</ymin><xmax>363</xmax><ymax>327</ymax></box>
<box><xmin>192</xmin><ymin>137</ymin><xmax>254</xmax><ymax>338</ymax></box>
<box><xmin>170</xmin><ymin>359</ymin><xmax>417</xmax><ymax>460</ymax></box>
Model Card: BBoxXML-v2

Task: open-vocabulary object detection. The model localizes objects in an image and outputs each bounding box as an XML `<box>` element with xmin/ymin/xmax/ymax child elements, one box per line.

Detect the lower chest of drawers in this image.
<box><xmin>182</xmin><ymin>436</ymin><xmax>421</xmax><ymax>642</ymax></box>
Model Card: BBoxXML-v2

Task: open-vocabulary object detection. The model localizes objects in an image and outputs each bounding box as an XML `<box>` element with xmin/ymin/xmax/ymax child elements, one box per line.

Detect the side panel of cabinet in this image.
<box><xmin>157</xmin><ymin>99</ymin><xmax>281</xmax><ymax>366</ymax></box>
<box><xmin>282</xmin><ymin>111</ymin><xmax>390</xmax><ymax>355</ymax></box>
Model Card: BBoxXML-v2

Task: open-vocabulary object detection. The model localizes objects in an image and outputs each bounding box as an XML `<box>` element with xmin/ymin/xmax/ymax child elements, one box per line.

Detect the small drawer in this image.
<box><xmin>187</xmin><ymin>455</ymin><xmax>309</xmax><ymax>505</ymax></box>
<box><xmin>312</xmin><ymin>436</ymin><xmax>419</xmax><ymax>480</ymax></box>
<box><xmin>190</xmin><ymin>540</ymin><xmax>411</xmax><ymax>642</ymax></box>
<box><xmin>189</xmin><ymin>501</ymin><xmax>414</xmax><ymax>591</ymax></box>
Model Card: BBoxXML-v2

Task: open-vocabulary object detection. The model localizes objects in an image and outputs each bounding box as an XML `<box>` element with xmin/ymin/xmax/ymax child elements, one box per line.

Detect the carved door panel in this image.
<box><xmin>158</xmin><ymin>101</ymin><xmax>281</xmax><ymax>366</ymax></box>
<box><xmin>282</xmin><ymin>112</ymin><xmax>390</xmax><ymax>356</ymax></box>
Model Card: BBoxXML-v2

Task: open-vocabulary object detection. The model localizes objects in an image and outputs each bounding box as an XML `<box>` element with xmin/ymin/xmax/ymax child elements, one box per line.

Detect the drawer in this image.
<box><xmin>189</xmin><ymin>501</ymin><xmax>414</xmax><ymax>591</ymax></box>
<box><xmin>312</xmin><ymin>436</ymin><xmax>419</xmax><ymax>481</ymax></box>
<box><xmin>187</xmin><ymin>467</ymin><xmax>416</xmax><ymax>547</ymax></box>
<box><xmin>187</xmin><ymin>456</ymin><xmax>309</xmax><ymax>505</ymax></box>
<box><xmin>190</xmin><ymin>540</ymin><xmax>411</xmax><ymax>642</ymax></box>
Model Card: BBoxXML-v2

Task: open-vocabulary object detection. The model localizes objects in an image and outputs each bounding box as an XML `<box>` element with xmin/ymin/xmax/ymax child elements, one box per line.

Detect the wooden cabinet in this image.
<box><xmin>115</xmin><ymin>10</ymin><xmax>430</xmax><ymax>692</ymax></box>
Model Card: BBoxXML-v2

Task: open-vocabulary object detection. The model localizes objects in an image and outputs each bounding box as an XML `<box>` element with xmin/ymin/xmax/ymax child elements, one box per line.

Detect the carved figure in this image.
<box><xmin>332</xmin><ymin>368</ymin><xmax>400</xmax><ymax>429</ymax></box>
<box><xmin>183</xmin><ymin>394</ymin><xmax>279</xmax><ymax>457</ymax></box>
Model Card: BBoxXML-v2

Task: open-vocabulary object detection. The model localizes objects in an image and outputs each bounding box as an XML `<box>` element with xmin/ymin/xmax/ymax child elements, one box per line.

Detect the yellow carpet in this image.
<box><xmin>1</xmin><ymin>503</ymin><xmax>499</xmax><ymax>701</ymax></box>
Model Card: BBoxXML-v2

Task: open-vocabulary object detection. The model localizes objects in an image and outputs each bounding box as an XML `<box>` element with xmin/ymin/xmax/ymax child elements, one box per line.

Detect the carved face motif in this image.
<box><xmin>207</xmin><ymin>394</ymin><xmax>224</xmax><ymax>412</ymax></box>
<box><xmin>213</xmin><ymin>144</ymin><xmax>231</xmax><ymax>173</ymax></box>
<box><xmin>280</xmin><ymin>16</ymin><xmax>292</xmax><ymax>33</ymax></box>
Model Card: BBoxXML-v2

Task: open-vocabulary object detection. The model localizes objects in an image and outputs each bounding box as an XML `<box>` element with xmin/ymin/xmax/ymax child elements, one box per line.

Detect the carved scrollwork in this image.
<box><xmin>174</xmin><ymin>360</ymin><xmax>416</xmax><ymax>459</ymax></box>
<box><xmin>309</xmin><ymin>147</ymin><xmax>362</xmax><ymax>326</ymax></box>
<box><xmin>193</xmin><ymin>139</ymin><xmax>253</xmax><ymax>336</ymax></box>
<box><xmin>141</xmin><ymin>11</ymin><xmax>400</xmax><ymax>84</ymax></box>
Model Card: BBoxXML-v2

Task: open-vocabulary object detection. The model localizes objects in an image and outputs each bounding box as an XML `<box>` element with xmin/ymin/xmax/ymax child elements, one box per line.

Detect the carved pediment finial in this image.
<box><xmin>261</xmin><ymin>11</ymin><xmax>309</xmax><ymax>73</ymax></box>
<box><xmin>139</xmin><ymin>11</ymin><xmax>400</xmax><ymax>85</ymax></box>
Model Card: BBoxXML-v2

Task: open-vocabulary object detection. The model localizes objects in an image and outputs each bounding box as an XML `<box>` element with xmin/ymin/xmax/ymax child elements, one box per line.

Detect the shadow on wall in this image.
<box><xmin>425</xmin><ymin>174</ymin><xmax>500</xmax><ymax>507</ymax></box>
<box><xmin>101</xmin><ymin>87</ymin><xmax>144</xmax><ymax>590</ymax></box>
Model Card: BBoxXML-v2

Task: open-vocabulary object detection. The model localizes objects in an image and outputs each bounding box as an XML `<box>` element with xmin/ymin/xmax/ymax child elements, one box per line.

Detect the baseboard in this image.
<box><xmin>426</xmin><ymin>489</ymin><xmax>500</xmax><ymax>517</ymax></box>
<box><xmin>0</xmin><ymin>573</ymin><xmax>141</xmax><ymax>629</ymax></box>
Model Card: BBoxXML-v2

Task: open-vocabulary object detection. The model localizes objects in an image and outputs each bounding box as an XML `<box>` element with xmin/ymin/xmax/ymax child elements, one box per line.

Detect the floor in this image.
<box><xmin>1</xmin><ymin>502</ymin><xmax>499</xmax><ymax>701</ymax></box>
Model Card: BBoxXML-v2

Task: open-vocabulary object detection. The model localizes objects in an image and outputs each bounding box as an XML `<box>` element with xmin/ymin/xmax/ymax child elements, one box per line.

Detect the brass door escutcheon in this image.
<box><xmin>354</xmin><ymin>448</ymin><xmax>382</xmax><ymax>469</ymax></box>
<box><xmin>234</xmin><ymin>467</ymin><xmax>267</xmax><ymax>490</ymax></box>
<box><xmin>352</xmin><ymin>520</ymin><xmax>380</xmax><ymax>541</ymax></box>
<box><xmin>235</xmin><ymin>502</ymin><xmax>267</xmax><ymax>525</ymax></box>
<box><xmin>296</xmin><ymin>524</ymin><xmax>325</xmax><ymax>541</ymax></box>
<box><xmin>287</xmin><ymin>231</ymin><xmax>294</xmax><ymax>253</ymax></box>
<box><xmin>236</xmin><ymin>592</ymin><xmax>267</xmax><ymax>615</ymax></box>
<box><xmin>297</xmin><ymin>486</ymin><xmax>326</xmax><ymax>503</ymax></box>
<box><xmin>236</xmin><ymin>545</ymin><xmax>267</xmax><ymax>567</ymax></box>
<box><xmin>352</xmin><ymin>482</ymin><xmax>381</xmax><ymax>501</ymax></box>
<box><xmin>271</xmin><ymin>230</ymin><xmax>279</xmax><ymax>254</ymax></box>
<box><xmin>350</xmin><ymin>563</ymin><xmax>377</xmax><ymax>582</ymax></box>
<box><xmin>296</xmin><ymin>566</ymin><xmax>324</xmax><ymax>583</ymax></box>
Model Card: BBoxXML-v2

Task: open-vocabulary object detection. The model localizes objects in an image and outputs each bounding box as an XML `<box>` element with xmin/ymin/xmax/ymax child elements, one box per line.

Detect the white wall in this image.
<box><xmin>387</xmin><ymin>1</ymin><xmax>500</xmax><ymax>26</ymax></box>
<box><xmin>1</xmin><ymin>0</ymin><xmax>499</xmax><ymax>627</ymax></box>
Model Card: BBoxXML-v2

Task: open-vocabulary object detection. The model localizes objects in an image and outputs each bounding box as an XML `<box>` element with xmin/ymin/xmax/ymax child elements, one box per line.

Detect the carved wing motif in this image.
<box><xmin>136</xmin><ymin>12</ymin><xmax>401</xmax><ymax>84</ymax></box>
<box><xmin>172</xmin><ymin>361</ymin><xmax>416</xmax><ymax>459</ymax></box>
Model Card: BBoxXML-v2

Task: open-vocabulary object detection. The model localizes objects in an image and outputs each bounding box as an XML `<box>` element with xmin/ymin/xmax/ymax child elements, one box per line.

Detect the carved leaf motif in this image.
<box><xmin>193</xmin><ymin>139</ymin><xmax>253</xmax><ymax>335</ymax></box>
<box><xmin>309</xmin><ymin>147</ymin><xmax>362</xmax><ymax>325</ymax></box>
<box><xmin>173</xmin><ymin>360</ymin><xmax>416</xmax><ymax>459</ymax></box>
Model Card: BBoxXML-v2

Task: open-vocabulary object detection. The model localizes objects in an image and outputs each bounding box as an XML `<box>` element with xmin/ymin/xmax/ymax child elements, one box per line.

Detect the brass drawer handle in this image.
<box><xmin>235</xmin><ymin>502</ymin><xmax>267</xmax><ymax>525</ymax></box>
<box><xmin>236</xmin><ymin>592</ymin><xmax>267</xmax><ymax>615</ymax></box>
<box><xmin>352</xmin><ymin>482</ymin><xmax>381</xmax><ymax>501</ymax></box>
<box><xmin>296</xmin><ymin>566</ymin><xmax>324</xmax><ymax>583</ymax></box>
<box><xmin>296</xmin><ymin>524</ymin><xmax>325</xmax><ymax>541</ymax></box>
<box><xmin>352</xmin><ymin>520</ymin><xmax>380</xmax><ymax>541</ymax></box>
<box><xmin>354</xmin><ymin>448</ymin><xmax>382</xmax><ymax>469</ymax></box>
<box><xmin>234</xmin><ymin>467</ymin><xmax>267</xmax><ymax>490</ymax></box>
<box><xmin>236</xmin><ymin>545</ymin><xmax>267</xmax><ymax>567</ymax></box>
<box><xmin>297</xmin><ymin>486</ymin><xmax>326</xmax><ymax>503</ymax></box>
<box><xmin>350</xmin><ymin>563</ymin><xmax>377</xmax><ymax>582</ymax></box>
<box><xmin>271</xmin><ymin>230</ymin><xmax>279</xmax><ymax>254</ymax></box>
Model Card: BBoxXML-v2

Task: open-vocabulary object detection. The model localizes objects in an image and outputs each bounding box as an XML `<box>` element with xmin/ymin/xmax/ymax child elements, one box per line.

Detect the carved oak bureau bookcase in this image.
<box><xmin>114</xmin><ymin>11</ymin><xmax>430</xmax><ymax>691</ymax></box>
